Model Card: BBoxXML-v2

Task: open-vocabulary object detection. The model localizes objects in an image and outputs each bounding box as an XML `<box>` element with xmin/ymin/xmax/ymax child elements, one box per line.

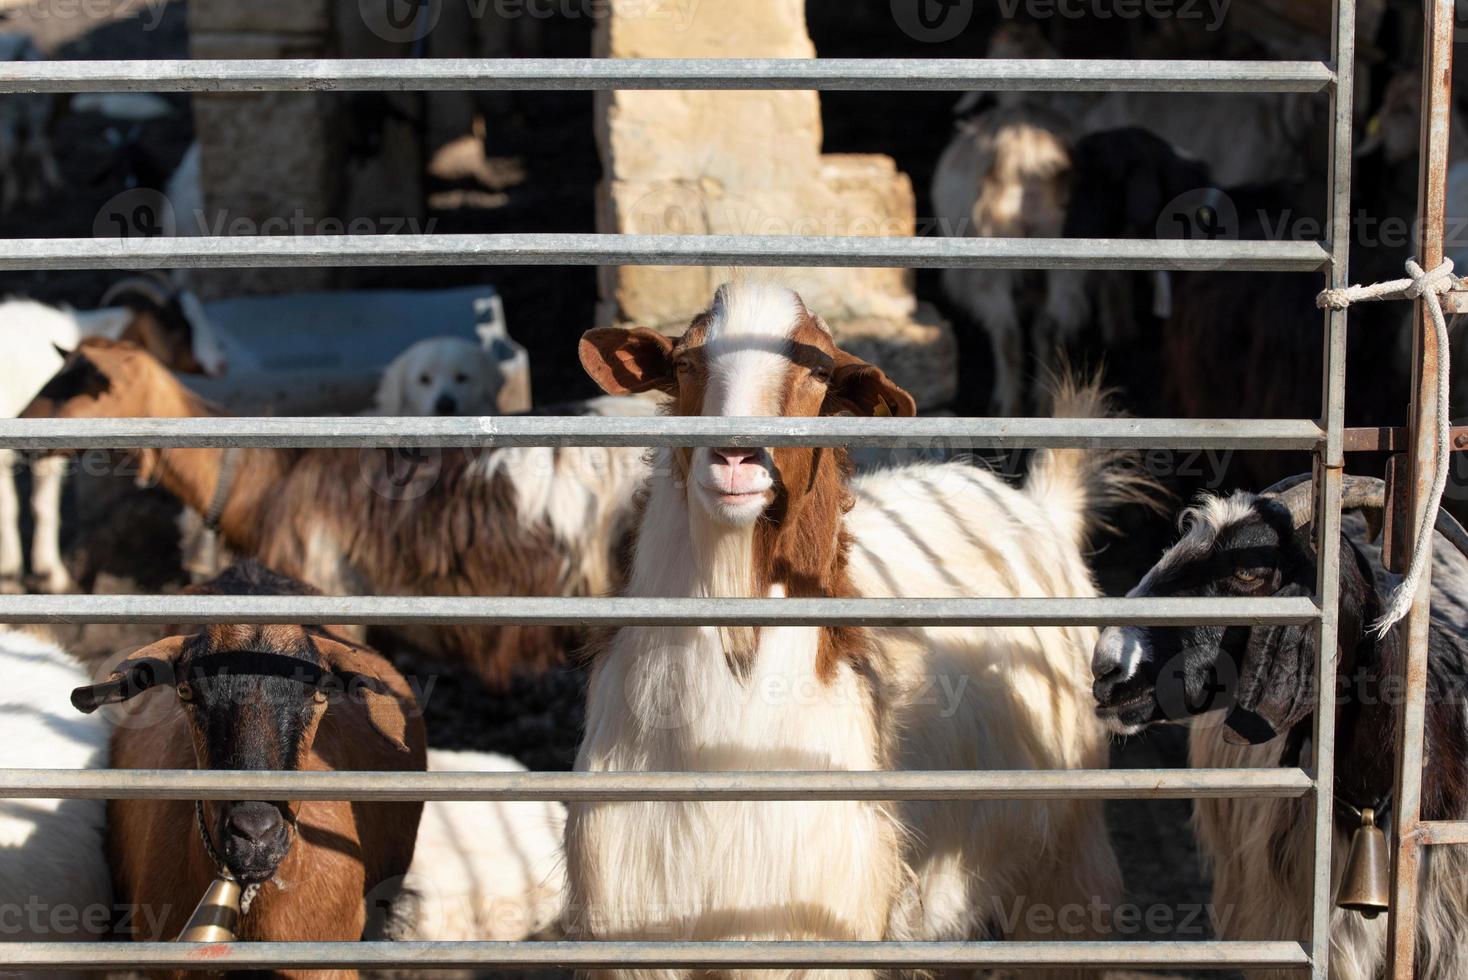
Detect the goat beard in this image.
<box><xmin>688</xmin><ymin>510</ymin><xmax>759</xmax><ymax>671</ymax></box>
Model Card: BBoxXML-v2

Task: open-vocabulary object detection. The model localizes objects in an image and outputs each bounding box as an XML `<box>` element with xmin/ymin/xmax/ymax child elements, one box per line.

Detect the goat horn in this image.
<box><xmin>1261</xmin><ymin>473</ymin><xmax>1468</xmax><ymax>562</ymax></box>
<box><xmin>99</xmin><ymin>272</ymin><xmax>171</xmax><ymax>309</ymax></box>
<box><xmin>1259</xmin><ymin>473</ymin><xmax>1318</xmax><ymax>527</ymax></box>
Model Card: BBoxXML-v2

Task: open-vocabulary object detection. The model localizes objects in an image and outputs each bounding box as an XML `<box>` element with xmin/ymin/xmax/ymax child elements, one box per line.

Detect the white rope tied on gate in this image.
<box><xmin>1316</xmin><ymin>258</ymin><xmax>1458</xmax><ymax>638</ymax></box>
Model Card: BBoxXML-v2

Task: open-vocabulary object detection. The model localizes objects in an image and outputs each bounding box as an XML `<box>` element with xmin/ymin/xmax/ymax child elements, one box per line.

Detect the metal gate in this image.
<box><xmin>0</xmin><ymin>0</ymin><xmax>1460</xmax><ymax>976</ymax></box>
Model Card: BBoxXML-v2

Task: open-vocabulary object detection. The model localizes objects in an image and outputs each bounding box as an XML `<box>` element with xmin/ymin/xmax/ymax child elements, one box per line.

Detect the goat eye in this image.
<box><xmin>176</xmin><ymin>682</ymin><xmax>193</xmax><ymax>702</ymax></box>
<box><xmin>674</xmin><ymin>358</ymin><xmax>691</xmax><ymax>375</ymax></box>
<box><xmin>809</xmin><ymin>365</ymin><xmax>832</xmax><ymax>384</ymax></box>
<box><xmin>313</xmin><ymin>687</ymin><xmax>328</xmax><ymax>705</ymax></box>
<box><xmin>1233</xmin><ymin>567</ymin><xmax>1268</xmax><ymax>586</ymax></box>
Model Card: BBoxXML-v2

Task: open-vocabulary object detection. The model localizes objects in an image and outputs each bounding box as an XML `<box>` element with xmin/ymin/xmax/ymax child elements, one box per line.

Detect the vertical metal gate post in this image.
<box><xmin>1311</xmin><ymin>1</ymin><xmax>1357</xmax><ymax>975</ymax></box>
<box><xmin>1388</xmin><ymin>0</ymin><xmax>1456</xmax><ymax>976</ymax></box>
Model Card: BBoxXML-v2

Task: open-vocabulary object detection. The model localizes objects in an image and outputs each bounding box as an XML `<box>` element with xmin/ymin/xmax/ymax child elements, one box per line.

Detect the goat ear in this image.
<box><xmin>1224</xmin><ymin>616</ymin><xmax>1315</xmax><ymax>746</ymax></box>
<box><xmin>824</xmin><ymin>350</ymin><xmax>916</xmax><ymax>418</ymax></box>
<box><xmin>72</xmin><ymin>634</ymin><xmax>189</xmax><ymax>713</ymax></box>
<box><xmin>579</xmin><ymin>327</ymin><xmax>675</xmax><ymax>396</ymax></box>
<box><xmin>312</xmin><ymin>634</ymin><xmax>418</xmax><ymax>754</ymax></box>
<box><xmin>52</xmin><ymin>342</ymin><xmax>71</xmax><ymax>358</ymax></box>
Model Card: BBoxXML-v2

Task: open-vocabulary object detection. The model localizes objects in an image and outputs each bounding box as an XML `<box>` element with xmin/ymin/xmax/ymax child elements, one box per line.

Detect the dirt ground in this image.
<box><xmin>0</xmin><ymin>3</ymin><xmax>1338</xmax><ymax>977</ymax></box>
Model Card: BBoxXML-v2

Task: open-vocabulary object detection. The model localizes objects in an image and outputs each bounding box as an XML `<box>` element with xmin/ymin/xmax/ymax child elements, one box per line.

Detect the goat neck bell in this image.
<box><xmin>176</xmin><ymin>876</ymin><xmax>242</xmax><ymax>942</ymax></box>
<box><xmin>1337</xmin><ymin>807</ymin><xmax>1390</xmax><ymax>919</ymax></box>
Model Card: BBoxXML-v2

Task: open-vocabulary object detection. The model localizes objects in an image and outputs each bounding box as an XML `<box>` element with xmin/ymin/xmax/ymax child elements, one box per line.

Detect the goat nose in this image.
<box><xmin>227</xmin><ymin>802</ymin><xmax>285</xmax><ymax>846</ymax></box>
<box><xmin>711</xmin><ymin>447</ymin><xmax>754</xmax><ymax>467</ymax></box>
<box><xmin>433</xmin><ymin>394</ymin><xmax>457</xmax><ymax>416</ymax></box>
<box><xmin>1092</xmin><ymin>663</ymin><xmax>1129</xmax><ymax>704</ymax></box>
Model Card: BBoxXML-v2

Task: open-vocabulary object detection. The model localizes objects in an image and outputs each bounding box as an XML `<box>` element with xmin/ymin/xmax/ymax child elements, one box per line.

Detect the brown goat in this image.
<box><xmin>72</xmin><ymin>561</ymin><xmax>425</xmax><ymax>979</ymax></box>
<box><xmin>28</xmin><ymin>338</ymin><xmax>647</xmax><ymax>687</ymax></box>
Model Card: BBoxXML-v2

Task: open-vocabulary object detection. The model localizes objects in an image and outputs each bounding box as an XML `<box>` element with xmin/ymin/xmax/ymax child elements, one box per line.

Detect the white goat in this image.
<box><xmin>389</xmin><ymin>749</ymin><xmax>566</xmax><ymax>943</ymax></box>
<box><xmin>569</xmin><ymin>282</ymin><xmax>1141</xmax><ymax>978</ymax></box>
<box><xmin>0</xmin><ymin>627</ymin><xmax>112</xmax><ymax>979</ymax></box>
<box><xmin>0</xmin><ymin>280</ymin><xmax>224</xmax><ymax>594</ymax></box>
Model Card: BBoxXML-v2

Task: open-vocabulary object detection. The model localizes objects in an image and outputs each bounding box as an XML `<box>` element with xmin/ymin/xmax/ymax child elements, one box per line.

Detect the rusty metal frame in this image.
<box><xmin>0</xmin><ymin>1</ymin><xmax>1455</xmax><ymax>974</ymax></box>
<box><xmin>1383</xmin><ymin>0</ymin><xmax>1459</xmax><ymax>977</ymax></box>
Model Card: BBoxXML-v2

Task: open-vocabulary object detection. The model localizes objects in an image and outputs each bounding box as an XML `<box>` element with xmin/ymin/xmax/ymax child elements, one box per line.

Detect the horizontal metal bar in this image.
<box><xmin>0</xmin><ymin>58</ymin><xmax>1334</xmax><ymax>94</ymax></box>
<box><xmin>0</xmin><ymin>595</ymin><xmax>1321</xmax><ymax>627</ymax></box>
<box><xmin>0</xmin><ymin>940</ymin><xmax>1311</xmax><ymax>971</ymax></box>
<box><xmin>0</xmin><ymin>768</ymin><xmax>1316</xmax><ymax>803</ymax></box>
<box><xmin>0</xmin><ymin>235</ymin><xmax>1331</xmax><ymax>272</ymax></box>
<box><xmin>0</xmin><ymin>415</ymin><xmax>1327</xmax><ymax>450</ymax></box>
<box><xmin>1420</xmin><ymin>820</ymin><xmax>1468</xmax><ymax>845</ymax></box>
<box><xmin>1344</xmin><ymin>425</ymin><xmax>1468</xmax><ymax>453</ymax></box>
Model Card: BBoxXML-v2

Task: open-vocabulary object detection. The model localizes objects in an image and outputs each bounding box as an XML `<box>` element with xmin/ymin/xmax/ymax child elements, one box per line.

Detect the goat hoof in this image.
<box><xmin>28</xmin><ymin>570</ymin><xmax>78</xmax><ymax>595</ymax></box>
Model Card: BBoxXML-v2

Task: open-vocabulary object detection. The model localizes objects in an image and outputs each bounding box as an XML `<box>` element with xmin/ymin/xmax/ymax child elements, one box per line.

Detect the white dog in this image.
<box><xmin>373</xmin><ymin>336</ymin><xmax>509</xmax><ymax>416</ymax></box>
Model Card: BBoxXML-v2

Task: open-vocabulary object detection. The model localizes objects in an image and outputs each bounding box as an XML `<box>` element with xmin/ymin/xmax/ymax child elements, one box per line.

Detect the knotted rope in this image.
<box><xmin>1316</xmin><ymin>258</ymin><xmax>1458</xmax><ymax>637</ymax></box>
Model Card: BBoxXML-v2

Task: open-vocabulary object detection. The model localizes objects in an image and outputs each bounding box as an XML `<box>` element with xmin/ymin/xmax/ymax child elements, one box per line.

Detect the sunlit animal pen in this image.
<box><xmin>0</xmin><ymin>1</ymin><xmax>1465</xmax><ymax>979</ymax></box>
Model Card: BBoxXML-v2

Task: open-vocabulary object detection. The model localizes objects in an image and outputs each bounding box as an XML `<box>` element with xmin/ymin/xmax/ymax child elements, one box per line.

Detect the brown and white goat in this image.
<box><xmin>568</xmin><ymin>281</ymin><xmax>1144</xmax><ymax>979</ymax></box>
<box><xmin>25</xmin><ymin>338</ymin><xmax>646</xmax><ymax>687</ymax></box>
<box><xmin>1</xmin><ymin>279</ymin><xmax>224</xmax><ymax>594</ymax></box>
<box><xmin>72</xmin><ymin>561</ymin><xmax>425</xmax><ymax>978</ymax></box>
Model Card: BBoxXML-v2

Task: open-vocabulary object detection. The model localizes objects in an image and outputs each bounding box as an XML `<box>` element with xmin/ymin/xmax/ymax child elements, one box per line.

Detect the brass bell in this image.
<box><xmin>1337</xmin><ymin>807</ymin><xmax>1391</xmax><ymax>919</ymax></box>
<box><xmin>176</xmin><ymin>876</ymin><xmax>242</xmax><ymax>942</ymax></box>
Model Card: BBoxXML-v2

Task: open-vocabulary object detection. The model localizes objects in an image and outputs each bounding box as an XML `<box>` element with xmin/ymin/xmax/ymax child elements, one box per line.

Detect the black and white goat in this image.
<box><xmin>0</xmin><ymin>34</ymin><xmax>61</xmax><ymax>212</ymax></box>
<box><xmin>1091</xmin><ymin>475</ymin><xmax>1468</xmax><ymax>980</ymax></box>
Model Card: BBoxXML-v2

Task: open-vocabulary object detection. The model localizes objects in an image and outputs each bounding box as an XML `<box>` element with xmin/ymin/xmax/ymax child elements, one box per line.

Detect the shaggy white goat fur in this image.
<box><xmin>468</xmin><ymin>395</ymin><xmax>657</xmax><ymax>599</ymax></box>
<box><xmin>569</xmin><ymin>282</ymin><xmax>1122</xmax><ymax>980</ymax></box>
<box><xmin>0</xmin><ymin>628</ymin><xmax>112</xmax><ymax>978</ymax></box>
<box><xmin>391</xmin><ymin>749</ymin><xmax>565</xmax><ymax>942</ymax></box>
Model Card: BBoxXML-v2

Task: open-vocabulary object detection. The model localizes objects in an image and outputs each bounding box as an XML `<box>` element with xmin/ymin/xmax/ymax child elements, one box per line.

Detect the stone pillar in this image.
<box><xmin>188</xmin><ymin>0</ymin><xmax>338</xmax><ymax>298</ymax></box>
<box><xmin>594</xmin><ymin>0</ymin><xmax>955</xmax><ymax>408</ymax></box>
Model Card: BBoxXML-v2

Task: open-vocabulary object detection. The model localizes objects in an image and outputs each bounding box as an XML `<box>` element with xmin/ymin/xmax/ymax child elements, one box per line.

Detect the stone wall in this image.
<box><xmin>593</xmin><ymin>0</ymin><xmax>955</xmax><ymax>408</ymax></box>
<box><xmin>188</xmin><ymin>0</ymin><xmax>425</xmax><ymax>299</ymax></box>
<box><xmin>188</xmin><ymin>0</ymin><xmax>336</xmax><ymax>297</ymax></box>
